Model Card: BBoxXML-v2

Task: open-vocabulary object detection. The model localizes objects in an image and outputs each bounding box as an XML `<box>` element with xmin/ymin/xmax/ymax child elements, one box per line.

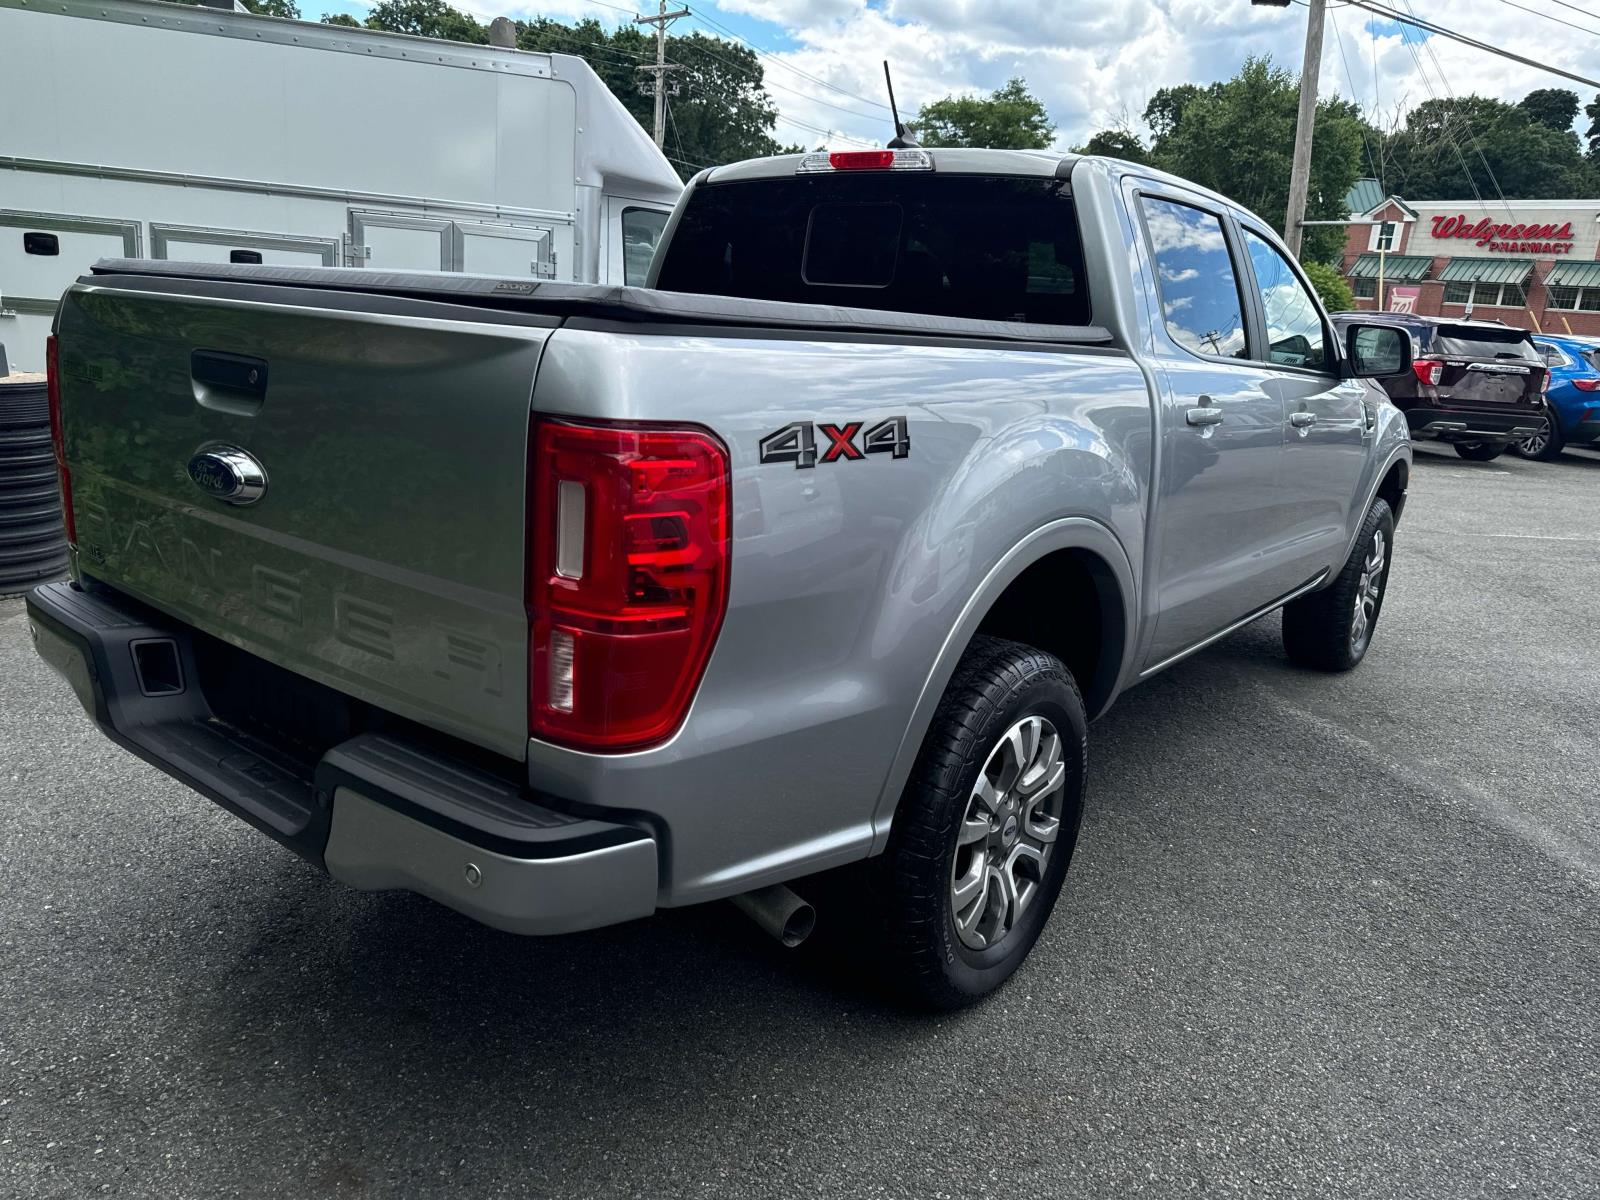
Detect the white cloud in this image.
<box><xmin>707</xmin><ymin>0</ymin><xmax>1600</xmax><ymax>165</ymax></box>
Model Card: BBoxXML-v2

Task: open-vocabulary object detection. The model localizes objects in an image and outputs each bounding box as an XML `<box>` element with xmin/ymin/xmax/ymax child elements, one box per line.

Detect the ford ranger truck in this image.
<box><xmin>27</xmin><ymin>150</ymin><xmax>1414</xmax><ymax>1008</ymax></box>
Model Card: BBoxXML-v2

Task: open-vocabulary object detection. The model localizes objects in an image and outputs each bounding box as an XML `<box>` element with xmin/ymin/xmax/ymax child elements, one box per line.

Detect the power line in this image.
<box><xmin>1483</xmin><ymin>0</ymin><xmax>1600</xmax><ymax>39</ymax></box>
<box><xmin>689</xmin><ymin>8</ymin><xmax>892</xmax><ymax>113</ymax></box>
<box><xmin>1337</xmin><ymin>0</ymin><xmax>1600</xmax><ymax>89</ymax></box>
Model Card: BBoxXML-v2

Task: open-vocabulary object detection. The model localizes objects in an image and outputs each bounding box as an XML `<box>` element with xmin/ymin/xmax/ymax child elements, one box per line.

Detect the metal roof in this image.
<box><xmin>1438</xmin><ymin>257</ymin><xmax>1534</xmax><ymax>284</ymax></box>
<box><xmin>1345</xmin><ymin>178</ymin><xmax>1385</xmax><ymax>215</ymax></box>
<box><xmin>1347</xmin><ymin>253</ymin><xmax>1432</xmax><ymax>280</ymax></box>
<box><xmin>1544</xmin><ymin>260</ymin><xmax>1600</xmax><ymax>288</ymax></box>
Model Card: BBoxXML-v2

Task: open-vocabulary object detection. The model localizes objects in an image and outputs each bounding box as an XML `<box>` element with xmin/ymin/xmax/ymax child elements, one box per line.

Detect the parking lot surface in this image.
<box><xmin>2</xmin><ymin>443</ymin><xmax>1598</xmax><ymax>1199</ymax></box>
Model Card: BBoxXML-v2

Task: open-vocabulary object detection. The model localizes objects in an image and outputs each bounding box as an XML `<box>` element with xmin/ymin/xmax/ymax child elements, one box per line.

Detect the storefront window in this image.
<box><xmin>1443</xmin><ymin>280</ymin><xmax>1528</xmax><ymax>308</ymax></box>
<box><xmin>1351</xmin><ymin>277</ymin><xmax>1376</xmax><ymax>299</ymax></box>
<box><xmin>1443</xmin><ymin>280</ymin><xmax>1472</xmax><ymax>304</ymax></box>
<box><xmin>1550</xmin><ymin>285</ymin><xmax>1600</xmax><ymax>312</ymax></box>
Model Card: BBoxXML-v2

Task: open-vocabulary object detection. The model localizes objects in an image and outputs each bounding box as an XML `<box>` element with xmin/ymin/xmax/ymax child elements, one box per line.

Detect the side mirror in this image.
<box><xmin>1345</xmin><ymin>323</ymin><xmax>1412</xmax><ymax>379</ymax></box>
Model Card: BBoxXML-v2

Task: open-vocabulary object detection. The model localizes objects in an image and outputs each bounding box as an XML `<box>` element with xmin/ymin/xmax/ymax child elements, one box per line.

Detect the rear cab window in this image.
<box><xmin>652</xmin><ymin>172</ymin><xmax>1090</xmax><ymax>326</ymax></box>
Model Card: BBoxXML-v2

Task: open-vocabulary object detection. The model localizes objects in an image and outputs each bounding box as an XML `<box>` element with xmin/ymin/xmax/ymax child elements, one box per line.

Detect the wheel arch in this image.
<box><xmin>868</xmin><ymin>518</ymin><xmax>1137</xmax><ymax>853</ymax></box>
<box><xmin>1376</xmin><ymin>456</ymin><xmax>1409</xmax><ymax>525</ymax></box>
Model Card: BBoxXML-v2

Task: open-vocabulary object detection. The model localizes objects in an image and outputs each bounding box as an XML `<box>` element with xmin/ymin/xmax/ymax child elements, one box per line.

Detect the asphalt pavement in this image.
<box><xmin>2</xmin><ymin>442</ymin><xmax>1598</xmax><ymax>1199</ymax></box>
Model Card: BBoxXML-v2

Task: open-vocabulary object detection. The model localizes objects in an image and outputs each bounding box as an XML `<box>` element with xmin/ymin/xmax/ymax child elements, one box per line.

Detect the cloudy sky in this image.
<box><xmin>323</xmin><ymin>0</ymin><xmax>1600</xmax><ymax>153</ymax></box>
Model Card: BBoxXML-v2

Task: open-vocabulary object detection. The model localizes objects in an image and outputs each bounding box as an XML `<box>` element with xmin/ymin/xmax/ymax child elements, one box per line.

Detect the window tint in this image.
<box><xmin>621</xmin><ymin>207</ymin><xmax>668</xmax><ymax>287</ymax></box>
<box><xmin>653</xmin><ymin>174</ymin><xmax>1090</xmax><ymax>325</ymax></box>
<box><xmin>1140</xmin><ymin>196</ymin><xmax>1247</xmax><ymax>359</ymax></box>
<box><xmin>1242</xmin><ymin>228</ymin><xmax>1329</xmax><ymax>370</ymax></box>
<box><xmin>803</xmin><ymin>202</ymin><xmax>902</xmax><ymax>287</ymax></box>
<box><xmin>1434</xmin><ymin>326</ymin><xmax>1539</xmax><ymax>360</ymax></box>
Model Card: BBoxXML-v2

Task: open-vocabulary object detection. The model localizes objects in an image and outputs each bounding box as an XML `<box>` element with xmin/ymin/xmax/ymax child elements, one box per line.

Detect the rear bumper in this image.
<box><xmin>25</xmin><ymin>581</ymin><xmax>657</xmax><ymax>935</ymax></box>
<box><xmin>1405</xmin><ymin>407</ymin><xmax>1545</xmax><ymax>444</ymax></box>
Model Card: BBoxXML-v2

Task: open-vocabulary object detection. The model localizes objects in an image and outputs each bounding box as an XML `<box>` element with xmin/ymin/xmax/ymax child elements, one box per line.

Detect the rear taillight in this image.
<box><xmin>1412</xmin><ymin>357</ymin><xmax>1443</xmax><ymax>387</ymax></box>
<box><xmin>45</xmin><ymin>333</ymin><xmax>76</xmax><ymax>546</ymax></box>
<box><xmin>1574</xmin><ymin>378</ymin><xmax>1600</xmax><ymax>392</ymax></box>
<box><xmin>528</xmin><ymin>419</ymin><xmax>730</xmax><ymax>752</ymax></box>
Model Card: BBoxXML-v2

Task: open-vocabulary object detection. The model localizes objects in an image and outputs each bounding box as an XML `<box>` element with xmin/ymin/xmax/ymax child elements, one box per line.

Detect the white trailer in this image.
<box><xmin>0</xmin><ymin>0</ymin><xmax>683</xmax><ymax>372</ymax></box>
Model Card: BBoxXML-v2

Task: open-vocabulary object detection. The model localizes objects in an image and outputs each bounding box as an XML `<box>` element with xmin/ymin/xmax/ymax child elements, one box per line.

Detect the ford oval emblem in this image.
<box><xmin>186</xmin><ymin>445</ymin><xmax>268</xmax><ymax>506</ymax></box>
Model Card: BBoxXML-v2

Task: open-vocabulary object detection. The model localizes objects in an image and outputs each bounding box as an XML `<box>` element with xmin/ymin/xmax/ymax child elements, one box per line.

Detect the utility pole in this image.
<box><xmin>636</xmin><ymin>0</ymin><xmax>690</xmax><ymax>150</ymax></box>
<box><xmin>1282</xmin><ymin>0</ymin><xmax>1327</xmax><ymax>257</ymax></box>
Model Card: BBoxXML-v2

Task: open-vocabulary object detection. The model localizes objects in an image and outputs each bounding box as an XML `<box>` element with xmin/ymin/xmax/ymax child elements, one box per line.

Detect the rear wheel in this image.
<box><xmin>1283</xmin><ymin>498</ymin><xmax>1395</xmax><ymax>672</ymax></box>
<box><xmin>872</xmin><ymin>636</ymin><xmax>1086</xmax><ymax>1009</ymax></box>
<box><xmin>1514</xmin><ymin>415</ymin><xmax>1565</xmax><ymax>461</ymax></box>
<box><xmin>1454</xmin><ymin>441</ymin><xmax>1506</xmax><ymax>461</ymax></box>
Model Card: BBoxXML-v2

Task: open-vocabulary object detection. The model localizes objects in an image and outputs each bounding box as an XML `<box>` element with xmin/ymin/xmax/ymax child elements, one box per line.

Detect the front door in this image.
<box><xmin>1135</xmin><ymin>191</ymin><xmax>1292</xmax><ymax>668</ymax></box>
<box><xmin>1237</xmin><ymin>223</ymin><xmax>1370</xmax><ymax>584</ymax></box>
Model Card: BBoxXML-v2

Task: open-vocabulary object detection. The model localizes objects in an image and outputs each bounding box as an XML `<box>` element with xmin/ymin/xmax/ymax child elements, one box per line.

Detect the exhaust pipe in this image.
<box><xmin>730</xmin><ymin>884</ymin><xmax>815</xmax><ymax>948</ymax></box>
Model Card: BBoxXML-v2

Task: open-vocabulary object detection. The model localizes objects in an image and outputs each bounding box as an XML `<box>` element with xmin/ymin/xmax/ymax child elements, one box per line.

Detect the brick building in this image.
<box><xmin>1339</xmin><ymin>178</ymin><xmax>1600</xmax><ymax>336</ymax></box>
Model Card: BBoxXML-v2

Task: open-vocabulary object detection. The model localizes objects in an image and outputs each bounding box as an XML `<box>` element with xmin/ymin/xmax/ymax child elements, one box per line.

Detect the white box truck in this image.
<box><xmin>0</xmin><ymin>0</ymin><xmax>683</xmax><ymax>371</ymax></box>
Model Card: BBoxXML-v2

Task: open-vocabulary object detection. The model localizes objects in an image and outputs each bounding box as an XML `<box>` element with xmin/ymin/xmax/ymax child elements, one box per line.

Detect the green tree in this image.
<box><xmin>1382</xmin><ymin>95</ymin><xmax>1599</xmax><ymax>200</ymax></box>
<box><xmin>361</xmin><ymin>0</ymin><xmax>485</xmax><ymax>42</ymax></box>
<box><xmin>515</xmin><ymin>20</ymin><xmax>793</xmax><ymax>179</ymax></box>
<box><xmin>1144</xmin><ymin>83</ymin><xmax>1214</xmax><ymax>147</ymax></box>
<box><xmin>1519</xmin><ymin>88</ymin><xmax>1579</xmax><ymax>133</ymax></box>
<box><xmin>914</xmin><ymin>79</ymin><xmax>1054</xmax><ymax>149</ymax></box>
<box><xmin>1074</xmin><ymin>129</ymin><xmax>1149</xmax><ymax>163</ymax></box>
<box><xmin>1302</xmin><ymin>261</ymin><xmax>1354</xmax><ymax>313</ymax></box>
<box><xmin>1586</xmin><ymin>93</ymin><xmax>1600</xmax><ymax>163</ymax></box>
<box><xmin>1146</xmin><ymin>57</ymin><xmax>1363</xmax><ymax>262</ymax></box>
<box><xmin>321</xmin><ymin>11</ymin><xmax>360</xmax><ymax>25</ymax></box>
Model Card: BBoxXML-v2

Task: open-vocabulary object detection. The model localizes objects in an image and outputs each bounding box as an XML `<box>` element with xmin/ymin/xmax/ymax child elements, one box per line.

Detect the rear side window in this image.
<box><xmin>1434</xmin><ymin>326</ymin><xmax>1539</xmax><ymax>360</ymax></box>
<box><xmin>653</xmin><ymin>174</ymin><xmax>1090</xmax><ymax>326</ymax></box>
<box><xmin>1140</xmin><ymin>196</ymin><xmax>1248</xmax><ymax>359</ymax></box>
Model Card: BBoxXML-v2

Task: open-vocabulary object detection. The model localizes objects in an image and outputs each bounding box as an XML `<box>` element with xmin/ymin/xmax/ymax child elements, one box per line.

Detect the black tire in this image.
<box><xmin>872</xmin><ymin>636</ymin><xmax>1087</xmax><ymax>1009</ymax></box>
<box><xmin>1282</xmin><ymin>498</ymin><xmax>1395</xmax><ymax>672</ymax></box>
<box><xmin>1454</xmin><ymin>441</ymin><xmax>1506</xmax><ymax>461</ymax></box>
<box><xmin>1514</xmin><ymin>414</ymin><xmax>1565</xmax><ymax>461</ymax></box>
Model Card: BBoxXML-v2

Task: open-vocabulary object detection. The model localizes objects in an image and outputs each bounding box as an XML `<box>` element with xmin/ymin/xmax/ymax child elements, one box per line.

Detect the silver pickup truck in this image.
<box><xmin>28</xmin><ymin>149</ymin><xmax>1413</xmax><ymax>1007</ymax></box>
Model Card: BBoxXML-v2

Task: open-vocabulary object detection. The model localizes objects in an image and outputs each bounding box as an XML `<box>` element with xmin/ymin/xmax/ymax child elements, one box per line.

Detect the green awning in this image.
<box><xmin>1347</xmin><ymin>253</ymin><xmax>1432</xmax><ymax>280</ymax></box>
<box><xmin>1544</xmin><ymin>260</ymin><xmax>1600</xmax><ymax>288</ymax></box>
<box><xmin>1438</xmin><ymin>256</ymin><xmax>1533</xmax><ymax>284</ymax></box>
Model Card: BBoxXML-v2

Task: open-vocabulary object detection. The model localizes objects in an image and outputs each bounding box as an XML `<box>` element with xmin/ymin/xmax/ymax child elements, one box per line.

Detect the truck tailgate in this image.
<box><xmin>55</xmin><ymin>278</ymin><xmax>553</xmax><ymax>760</ymax></box>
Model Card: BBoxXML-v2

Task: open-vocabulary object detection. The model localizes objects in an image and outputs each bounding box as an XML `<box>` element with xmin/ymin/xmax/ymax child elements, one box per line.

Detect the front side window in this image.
<box><xmin>1242</xmin><ymin>228</ymin><xmax>1329</xmax><ymax>370</ymax></box>
<box><xmin>1140</xmin><ymin>196</ymin><xmax>1247</xmax><ymax>359</ymax></box>
<box><xmin>621</xmin><ymin>207</ymin><xmax>669</xmax><ymax>287</ymax></box>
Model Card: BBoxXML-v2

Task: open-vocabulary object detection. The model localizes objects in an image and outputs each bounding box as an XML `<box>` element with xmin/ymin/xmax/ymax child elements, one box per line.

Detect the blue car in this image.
<box><xmin>1520</xmin><ymin>334</ymin><xmax>1600</xmax><ymax>459</ymax></box>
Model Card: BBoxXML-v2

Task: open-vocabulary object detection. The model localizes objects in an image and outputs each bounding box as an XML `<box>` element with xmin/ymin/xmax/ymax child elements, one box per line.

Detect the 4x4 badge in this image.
<box><xmin>759</xmin><ymin>417</ymin><xmax>910</xmax><ymax>469</ymax></box>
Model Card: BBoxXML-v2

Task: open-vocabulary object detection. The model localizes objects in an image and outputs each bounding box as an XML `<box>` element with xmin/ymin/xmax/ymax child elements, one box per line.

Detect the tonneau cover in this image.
<box><xmin>87</xmin><ymin>259</ymin><xmax>1116</xmax><ymax>347</ymax></box>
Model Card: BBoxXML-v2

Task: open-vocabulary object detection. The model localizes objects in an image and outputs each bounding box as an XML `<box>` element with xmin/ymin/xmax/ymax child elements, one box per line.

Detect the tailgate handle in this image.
<box><xmin>191</xmin><ymin>350</ymin><xmax>268</xmax><ymax>414</ymax></box>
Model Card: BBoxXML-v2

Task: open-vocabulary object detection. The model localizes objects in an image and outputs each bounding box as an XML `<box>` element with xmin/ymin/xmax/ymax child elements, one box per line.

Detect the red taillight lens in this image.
<box><xmin>45</xmin><ymin>333</ymin><xmax>76</xmax><ymax>546</ymax></box>
<box><xmin>529</xmin><ymin>419</ymin><xmax>730</xmax><ymax>752</ymax></box>
<box><xmin>1575</xmin><ymin>377</ymin><xmax>1600</xmax><ymax>392</ymax></box>
<box><xmin>1411</xmin><ymin>357</ymin><xmax>1443</xmax><ymax>387</ymax></box>
<box><xmin>830</xmin><ymin>150</ymin><xmax>897</xmax><ymax>170</ymax></box>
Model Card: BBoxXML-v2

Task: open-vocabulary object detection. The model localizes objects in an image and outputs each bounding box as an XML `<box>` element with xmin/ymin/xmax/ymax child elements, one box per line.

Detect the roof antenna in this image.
<box><xmin>884</xmin><ymin>61</ymin><xmax>917</xmax><ymax>148</ymax></box>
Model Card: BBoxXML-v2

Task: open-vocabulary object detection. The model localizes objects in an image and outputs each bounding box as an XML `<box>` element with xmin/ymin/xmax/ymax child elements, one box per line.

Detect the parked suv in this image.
<box><xmin>1329</xmin><ymin>312</ymin><xmax>1547</xmax><ymax>461</ymax></box>
<box><xmin>1518</xmin><ymin>334</ymin><xmax>1600</xmax><ymax>460</ymax></box>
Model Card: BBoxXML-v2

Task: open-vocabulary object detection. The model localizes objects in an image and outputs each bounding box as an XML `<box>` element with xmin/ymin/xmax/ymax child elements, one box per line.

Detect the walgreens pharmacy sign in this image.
<box><xmin>1430</xmin><ymin>214</ymin><xmax>1575</xmax><ymax>254</ymax></box>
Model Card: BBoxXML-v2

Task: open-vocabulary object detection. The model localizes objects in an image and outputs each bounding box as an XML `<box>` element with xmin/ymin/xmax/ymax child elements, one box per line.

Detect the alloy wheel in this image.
<box><xmin>1350</xmin><ymin>527</ymin><xmax>1387</xmax><ymax>654</ymax></box>
<box><xmin>949</xmin><ymin>715</ymin><xmax>1066</xmax><ymax>951</ymax></box>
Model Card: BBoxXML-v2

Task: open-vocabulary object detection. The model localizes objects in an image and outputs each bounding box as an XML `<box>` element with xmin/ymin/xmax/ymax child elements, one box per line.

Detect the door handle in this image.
<box><xmin>1289</xmin><ymin>411</ymin><xmax>1318</xmax><ymax>428</ymax></box>
<box><xmin>1186</xmin><ymin>401</ymin><xmax>1224</xmax><ymax>428</ymax></box>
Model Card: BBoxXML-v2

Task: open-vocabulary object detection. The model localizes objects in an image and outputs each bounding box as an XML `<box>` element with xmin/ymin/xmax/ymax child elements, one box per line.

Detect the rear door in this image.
<box><xmin>1133</xmin><ymin>189</ymin><xmax>1295</xmax><ymax>668</ymax></box>
<box><xmin>1237</xmin><ymin>222</ymin><xmax>1370</xmax><ymax>583</ymax></box>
